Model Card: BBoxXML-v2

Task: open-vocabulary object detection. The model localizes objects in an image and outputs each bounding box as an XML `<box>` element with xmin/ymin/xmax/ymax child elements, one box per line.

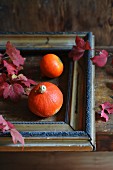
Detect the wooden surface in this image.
<box><xmin>0</xmin><ymin>0</ymin><xmax>112</xmax><ymax>46</ymax></box>
<box><xmin>1</xmin><ymin>152</ymin><xmax>113</xmax><ymax>170</ymax></box>
<box><xmin>1</xmin><ymin>48</ymin><xmax>113</xmax><ymax>167</ymax></box>
<box><xmin>95</xmin><ymin>47</ymin><xmax>113</xmax><ymax>151</ymax></box>
<box><xmin>0</xmin><ymin>0</ymin><xmax>113</xmax><ymax>169</ymax></box>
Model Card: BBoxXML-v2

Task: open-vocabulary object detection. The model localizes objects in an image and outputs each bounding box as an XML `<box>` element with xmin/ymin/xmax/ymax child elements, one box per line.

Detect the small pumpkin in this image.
<box><xmin>40</xmin><ymin>54</ymin><xmax>64</xmax><ymax>78</ymax></box>
<box><xmin>28</xmin><ymin>82</ymin><xmax>63</xmax><ymax>117</ymax></box>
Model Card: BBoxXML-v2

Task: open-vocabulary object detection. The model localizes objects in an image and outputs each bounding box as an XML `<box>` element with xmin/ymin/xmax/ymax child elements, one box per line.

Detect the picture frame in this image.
<box><xmin>0</xmin><ymin>32</ymin><xmax>95</xmax><ymax>151</ymax></box>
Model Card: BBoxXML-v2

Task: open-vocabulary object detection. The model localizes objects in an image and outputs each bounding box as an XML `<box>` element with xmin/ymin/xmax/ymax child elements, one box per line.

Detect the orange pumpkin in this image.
<box><xmin>28</xmin><ymin>82</ymin><xmax>63</xmax><ymax>117</ymax></box>
<box><xmin>40</xmin><ymin>54</ymin><xmax>64</xmax><ymax>78</ymax></box>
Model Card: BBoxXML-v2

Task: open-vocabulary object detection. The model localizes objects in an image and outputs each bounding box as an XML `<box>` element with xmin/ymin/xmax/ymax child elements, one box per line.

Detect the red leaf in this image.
<box><xmin>6</xmin><ymin>41</ymin><xmax>25</xmax><ymax>67</ymax></box>
<box><xmin>0</xmin><ymin>73</ymin><xmax>6</xmax><ymax>83</ymax></box>
<box><xmin>0</xmin><ymin>115</ymin><xmax>24</xmax><ymax>147</ymax></box>
<box><xmin>101</xmin><ymin>102</ymin><xmax>113</xmax><ymax>110</ymax></box>
<box><xmin>75</xmin><ymin>36</ymin><xmax>85</xmax><ymax>48</ymax></box>
<box><xmin>100</xmin><ymin>102</ymin><xmax>113</xmax><ymax>121</ymax></box>
<box><xmin>91</xmin><ymin>50</ymin><xmax>108</xmax><ymax>67</ymax></box>
<box><xmin>3</xmin><ymin>83</ymin><xmax>24</xmax><ymax>100</ymax></box>
<box><xmin>27</xmin><ymin>79</ymin><xmax>37</xmax><ymax>85</ymax></box>
<box><xmin>0</xmin><ymin>124</ymin><xmax>6</xmax><ymax>130</ymax></box>
<box><xmin>0</xmin><ymin>73</ymin><xmax>36</xmax><ymax>100</ymax></box>
<box><xmin>13</xmin><ymin>83</ymin><xmax>25</xmax><ymax>95</ymax></box>
<box><xmin>69</xmin><ymin>36</ymin><xmax>91</xmax><ymax>61</ymax></box>
<box><xmin>101</xmin><ymin>110</ymin><xmax>109</xmax><ymax>122</ymax></box>
<box><xmin>22</xmin><ymin>78</ymin><xmax>37</xmax><ymax>87</ymax></box>
<box><xmin>0</xmin><ymin>53</ymin><xmax>3</xmax><ymax>57</ymax></box>
<box><xmin>0</xmin><ymin>115</ymin><xmax>10</xmax><ymax>132</ymax></box>
<box><xmin>2</xmin><ymin>82</ymin><xmax>10</xmax><ymax>99</ymax></box>
<box><xmin>75</xmin><ymin>36</ymin><xmax>91</xmax><ymax>50</ymax></box>
<box><xmin>10</xmin><ymin>128</ymin><xmax>24</xmax><ymax>147</ymax></box>
<box><xmin>3</xmin><ymin>60</ymin><xmax>18</xmax><ymax>75</ymax></box>
<box><xmin>18</xmin><ymin>74</ymin><xmax>28</xmax><ymax>81</ymax></box>
<box><xmin>0</xmin><ymin>82</ymin><xmax>9</xmax><ymax>97</ymax></box>
<box><xmin>69</xmin><ymin>46</ymin><xmax>85</xmax><ymax>61</ymax></box>
<box><xmin>7</xmin><ymin>121</ymin><xmax>15</xmax><ymax>129</ymax></box>
<box><xmin>85</xmin><ymin>41</ymin><xmax>91</xmax><ymax>50</ymax></box>
<box><xmin>17</xmin><ymin>74</ymin><xmax>37</xmax><ymax>87</ymax></box>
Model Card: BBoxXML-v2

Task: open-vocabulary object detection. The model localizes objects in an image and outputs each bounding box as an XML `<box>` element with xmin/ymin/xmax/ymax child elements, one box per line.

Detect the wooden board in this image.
<box><xmin>0</xmin><ymin>0</ymin><xmax>112</xmax><ymax>46</ymax></box>
<box><xmin>95</xmin><ymin>47</ymin><xmax>113</xmax><ymax>133</ymax></box>
<box><xmin>1</xmin><ymin>152</ymin><xmax>113</xmax><ymax>170</ymax></box>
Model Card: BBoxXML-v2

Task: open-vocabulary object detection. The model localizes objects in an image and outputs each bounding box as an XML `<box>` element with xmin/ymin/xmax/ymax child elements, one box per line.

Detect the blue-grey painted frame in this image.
<box><xmin>0</xmin><ymin>32</ymin><xmax>95</xmax><ymax>150</ymax></box>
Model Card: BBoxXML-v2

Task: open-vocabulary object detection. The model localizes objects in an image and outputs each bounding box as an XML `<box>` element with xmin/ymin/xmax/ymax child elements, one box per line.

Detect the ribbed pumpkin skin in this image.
<box><xmin>28</xmin><ymin>82</ymin><xmax>63</xmax><ymax>117</ymax></box>
<box><xmin>40</xmin><ymin>54</ymin><xmax>63</xmax><ymax>78</ymax></box>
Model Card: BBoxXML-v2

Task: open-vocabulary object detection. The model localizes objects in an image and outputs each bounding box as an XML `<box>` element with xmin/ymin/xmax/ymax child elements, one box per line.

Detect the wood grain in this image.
<box><xmin>0</xmin><ymin>152</ymin><xmax>113</xmax><ymax>170</ymax></box>
<box><xmin>95</xmin><ymin>47</ymin><xmax>113</xmax><ymax>134</ymax></box>
<box><xmin>0</xmin><ymin>0</ymin><xmax>112</xmax><ymax>45</ymax></box>
<box><xmin>0</xmin><ymin>1</ymin><xmax>113</xmax><ymax>168</ymax></box>
<box><xmin>96</xmin><ymin>133</ymin><xmax>113</xmax><ymax>151</ymax></box>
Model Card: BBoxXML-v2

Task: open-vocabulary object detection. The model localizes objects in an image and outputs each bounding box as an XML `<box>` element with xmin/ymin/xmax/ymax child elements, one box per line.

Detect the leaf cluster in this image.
<box><xmin>0</xmin><ymin>41</ymin><xmax>36</xmax><ymax>101</ymax></box>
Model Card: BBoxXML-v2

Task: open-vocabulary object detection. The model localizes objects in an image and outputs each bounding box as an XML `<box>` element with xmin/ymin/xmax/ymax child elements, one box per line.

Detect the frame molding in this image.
<box><xmin>0</xmin><ymin>32</ymin><xmax>95</xmax><ymax>151</ymax></box>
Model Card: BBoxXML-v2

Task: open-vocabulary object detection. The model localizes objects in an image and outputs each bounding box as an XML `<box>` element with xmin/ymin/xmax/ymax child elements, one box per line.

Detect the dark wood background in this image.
<box><xmin>0</xmin><ymin>0</ymin><xmax>113</xmax><ymax>46</ymax></box>
<box><xmin>1</xmin><ymin>0</ymin><xmax>113</xmax><ymax>169</ymax></box>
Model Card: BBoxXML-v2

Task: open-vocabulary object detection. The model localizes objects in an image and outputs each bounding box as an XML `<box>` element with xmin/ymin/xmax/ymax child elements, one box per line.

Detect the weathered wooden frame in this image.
<box><xmin>0</xmin><ymin>32</ymin><xmax>95</xmax><ymax>151</ymax></box>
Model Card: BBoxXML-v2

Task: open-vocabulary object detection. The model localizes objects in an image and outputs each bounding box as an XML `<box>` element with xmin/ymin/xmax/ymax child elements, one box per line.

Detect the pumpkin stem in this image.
<box><xmin>38</xmin><ymin>85</ymin><xmax>46</xmax><ymax>94</ymax></box>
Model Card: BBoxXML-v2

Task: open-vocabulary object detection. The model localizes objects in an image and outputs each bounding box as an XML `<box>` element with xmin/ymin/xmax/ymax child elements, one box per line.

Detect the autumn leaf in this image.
<box><xmin>69</xmin><ymin>36</ymin><xmax>109</xmax><ymax>68</ymax></box>
<box><xmin>100</xmin><ymin>102</ymin><xmax>113</xmax><ymax>121</ymax></box>
<box><xmin>6</xmin><ymin>41</ymin><xmax>25</xmax><ymax>67</ymax></box>
<box><xmin>0</xmin><ymin>73</ymin><xmax>36</xmax><ymax>100</ymax></box>
<box><xmin>91</xmin><ymin>50</ymin><xmax>108</xmax><ymax>67</ymax></box>
<box><xmin>7</xmin><ymin>121</ymin><xmax>15</xmax><ymax>129</ymax></box>
<box><xmin>17</xmin><ymin>74</ymin><xmax>37</xmax><ymax>87</ymax></box>
<box><xmin>0</xmin><ymin>82</ymin><xmax>9</xmax><ymax>97</ymax></box>
<box><xmin>0</xmin><ymin>115</ymin><xmax>24</xmax><ymax>147</ymax></box>
<box><xmin>75</xmin><ymin>36</ymin><xmax>91</xmax><ymax>50</ymax></box>
<box><xmin>0</xmin><ymin>74</ymin><xmax>25</xmax><ymax>100</ymax></box>
<box><xmin>0</xmin><ymin>115</ymin><xmax>10</xmax><ymax>131</ymax></box>
<box><xmin>10</xmin><ymin>128</ymin><xmax>24</xmax><ymax>146</ymax></box>
<box><xmin>3</xmin><ymin>83</ymin><xmax>25</xmax><ymax>100</ymax></box>
<box><xmin>0</xmin><ymin>41</ymin><xmax>36</xmax><ymax>101</ymax></box>
<box><xmin>68</xmin><ymin>46</ymin><xmax>85</xmax><ymax>61</ymax></box>
<box><xmin>69</xmin><ymin>36</ymin><xmax>91</xmax><ymax>61</ymax></box>
<box><xmin>12</xmin><ymin>74</ymin><xmax>37</xmax><ymax>88</ymax></box>
<box><xmin>3</xmin><ymin>60</ymin><xmax>18</xmax><ymax>75</ymax></box>
<box><xmin>0</xmin><ymin>73</ymin><xmax>6</xmax><ymax>83</ymax></box>
<box><xmin>100</xmin><ymin>110</ymin><xmax>109</xmax><ymax>122</ymax></box>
